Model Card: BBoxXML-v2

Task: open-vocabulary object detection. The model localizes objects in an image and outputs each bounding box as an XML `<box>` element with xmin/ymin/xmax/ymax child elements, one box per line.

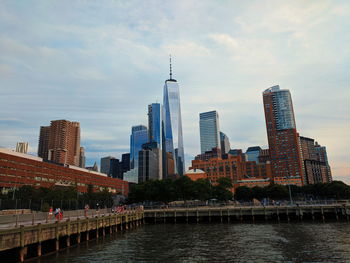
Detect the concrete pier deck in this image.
<box><xmin>0</xmin><ymin>210</ymin><xmax>144</xmax><ymax>262</ymax></box>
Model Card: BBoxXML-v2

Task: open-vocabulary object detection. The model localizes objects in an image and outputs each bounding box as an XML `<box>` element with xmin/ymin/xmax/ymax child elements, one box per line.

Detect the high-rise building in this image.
<box><xmin>245</xmin><ymin>146</ymin><xmax>262</xmax><ymax>163</ymax></box>
<box><xmin>100</xmin><ymin>156</ymin><xmax>115</xmax><ymax>175</ymax></box>
<box><xmin>220</xmin><ymin>132</ymin><xmax>230</xmax><ymax>154</ymax></box>
<box><xmin>121</xmin><ymin>153</ymin><xmax>130</xmax><ymax>174</ymax></box>
<box><xmin>163</xmin><ymin>57</ymin><xmax>185</xmax><ymax>176</ymax></box>
<box><xmin>148</xmin><ymin>103</ymin><xmax>162</xmax><ymax>147</ymax></box>
<box><xmin>199</xmin><ymin>111</ymin><xmax>221</xmax><ymax>154</ymax></box>
<box><xmin>138</xmin><ymin>142</ymin><xmax>162</xmax><ymax>183</ymax></box>
<box><xmin>16</xmin><ymin>142</ymin><xmax>28</xmax><ymax>154</ymax></box>
<box><xmin>130</xmin><ymin>125</ymin><xmax>148</xmax><ymax>169</ymax></box>
<box><xmin>38</xmin><ymin>120</ymin><xmax>81</xmax><ymax>166</ymax></box>
<box><xmin>110</xmin><ymin>158</ymin><xmax>122</xmax><ymax>179</ymax></box>
<box><xmin>128</xmin><ymin>125</ymin><xmax>148</xmax><ymax>183</ymax></box>
<box><xmin>315</xmin><ymin>142</ymin><xmax>332</xmax><ymax>182</ymax></box>
<box><xmin>263</xmin><ymin>85</ymin><xmax>304</xmax><ymax>184</ymax></box>
<box><xmin>299</xmin><ymin>136</ymin><xmax>332</xmax><ymax>184</ymax></box>
<box><xmin>38</xmin><ymin>126</ymin><xmax>50</xmax><ymax>160</ymax></box>
<box><xmin>147</xmin><ymin>103</ymin><xmax>163</xmax><ymax>180</ymax></box>
<box><xmin>79</xmin><ymin>147</ymin><xmax>85</xmax><ymax>168</ymax></box>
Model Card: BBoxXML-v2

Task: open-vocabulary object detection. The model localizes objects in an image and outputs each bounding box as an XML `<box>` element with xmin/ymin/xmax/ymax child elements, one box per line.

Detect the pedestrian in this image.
<box><xmin>48</xmin><ymin>207</ymin><xmax>53</xmax><ymax>221</ymax></box>
<box><xmin>54</xmin><ymin>208</ymin><xmax>59</xmax><ymax>220</ymax></box>
<box><xmin>84</xmin><ymin>204</ymin><xmax>89</xmax><ymax>217</ymax></box>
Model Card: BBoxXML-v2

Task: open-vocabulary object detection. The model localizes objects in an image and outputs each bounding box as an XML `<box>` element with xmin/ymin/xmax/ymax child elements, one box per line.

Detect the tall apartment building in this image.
<box><xmin>263</xmin><ymin>86</ymin><xmax>304</xmax><ymax>184</ymax></box>
<box><xmin>199</xmin><ymin>110</ymin><xmax>221</xmax><ymax>154</ymax></box>
<box><xmin>299</xmin><ymin>136</ymin><xmax>332</xmax><ymax>184</ymax></box>
<box><xmin>38</xmin><ymin>126</ymin><xmax>51</xmax><ymax>160</ymax></box>
<box><xmin>38</xmin><ymin>120</ymin><xmax>80</xmax><ymax>166</ymax></box>
<box><xmin>163</xmin><ymin>57</ymin><xmax>185</xmax><ymax>176</ymax></box>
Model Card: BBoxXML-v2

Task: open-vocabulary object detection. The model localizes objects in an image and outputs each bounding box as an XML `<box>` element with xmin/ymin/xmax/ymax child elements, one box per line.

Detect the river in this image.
<box><xmin>34</xmin><ymin>222</ymin><xmax>350</xmax><ymax>262</ymax></box>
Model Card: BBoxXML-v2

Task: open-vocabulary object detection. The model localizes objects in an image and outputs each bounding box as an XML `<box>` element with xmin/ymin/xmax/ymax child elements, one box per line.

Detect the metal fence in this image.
<box><xmin>0</xmin><ymin>198</ymin><xmax>114</xmax><ymax>212</ymax></box>
<box><xmin>143</xmin><ymin>199</ymin><xmax>350</xmax><ymax>210</ymax></box>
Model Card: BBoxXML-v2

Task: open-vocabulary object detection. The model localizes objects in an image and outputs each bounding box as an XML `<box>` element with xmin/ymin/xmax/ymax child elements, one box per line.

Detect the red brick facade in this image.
<box><xmin>0</xmin><ymin>149</ymin><xmax>128</xmax><ymax>195</ymax></box>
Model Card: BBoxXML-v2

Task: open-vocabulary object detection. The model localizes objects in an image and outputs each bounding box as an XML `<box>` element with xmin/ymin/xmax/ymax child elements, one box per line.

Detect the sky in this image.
<box><xmin>0</xmin><ymin>0</ymin><xmax>349</xmax><ymax>183</ymax></box>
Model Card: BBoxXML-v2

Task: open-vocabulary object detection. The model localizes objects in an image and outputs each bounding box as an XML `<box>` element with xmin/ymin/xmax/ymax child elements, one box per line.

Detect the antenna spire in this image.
<box><xmin>169</xmin><ymin>54</ymin><xmax>173</xmax><ymax>80</ymax></box>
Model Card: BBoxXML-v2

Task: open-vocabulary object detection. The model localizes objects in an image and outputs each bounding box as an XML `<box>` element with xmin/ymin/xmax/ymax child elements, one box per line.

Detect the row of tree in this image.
<box><xmin>128</xmin><ymin>176</ymin><xmax>233</xmax><ymax>203</ymax></box>
<box><xmin>235</xmin><ymin>181</ymin><xmax>350</xmax><ymax>201</ymax></box>
<box><xmin>0</xmin><ymin>185</ymin><xmax>114</xmax><ymax>211</ymax></box>
<box><xmin>129</xmin><ymin>177</ymin><xmax>350</xmax><ymax>203</ymax></box>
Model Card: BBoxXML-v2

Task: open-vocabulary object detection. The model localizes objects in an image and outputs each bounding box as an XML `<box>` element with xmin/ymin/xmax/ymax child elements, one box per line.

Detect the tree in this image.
<box><xmin>251</xmin><ymin>186</ymin><xmax>267</xmax><ymax>200</ymax></box>
<box><xmin>266</xmin><ymin>184</ymin><xmax>288</xmax><ymax>200</ymax></box>
<box><xmin>213</xmin><ymin>177</ymin><xmax>233</xmax><ymax>201</ymax></box>
<box><xmin>234</xmin><ymin>186</ymin><xmax>253</xmax><ymax>201</ymax></box>
<box><xmin>193</xmin><ymin>179</ymin><xmax>212</xmax><ymax>200</ymax></box>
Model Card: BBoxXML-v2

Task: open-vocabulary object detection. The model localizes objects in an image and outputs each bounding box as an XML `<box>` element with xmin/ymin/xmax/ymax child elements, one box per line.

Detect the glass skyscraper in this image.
<box><xmin>200</xmin><ymin>110</ymin><xmax>221</xmax><ymax>154</ymax></box>
<box><xmin>163</xmin><ymin>61</ymin><xmax>185</xmax><ymax>176</ymax></box>
<box><xmin>130</xmin><ymin>125</ymin><xmax>148</xmax><ymax>170</ymax></box>
<box><xmin>148</xmin><ymin>103</ymin><xmax>162</xmax><ymax>147</ymax></box>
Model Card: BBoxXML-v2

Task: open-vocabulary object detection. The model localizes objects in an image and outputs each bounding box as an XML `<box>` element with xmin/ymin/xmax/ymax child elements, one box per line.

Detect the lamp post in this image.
<box><xmin>288</xmin><ymin>184</ymin><xmax>293</xmax><ymax>205</ymax></box>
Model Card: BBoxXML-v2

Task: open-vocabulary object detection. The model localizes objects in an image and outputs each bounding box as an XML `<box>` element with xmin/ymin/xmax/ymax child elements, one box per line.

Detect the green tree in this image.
<box><xmin>213</xmin><ymin>177</ymin><xmax>233</xmax><ymax>201</ymax></box>
<box><xmin>234</xmin><ymin>186</ymin><xmax>253</xmax><ymax>201</ymax></box>
<box><xmin>266</xmin><ymin>184</ymin><xmax>289</xmax><ymax>200</ymax></box>
<box><xmin>251</xmin><ymin>186</ymin><xmax>267</xmax><ymax>201</ymax></box>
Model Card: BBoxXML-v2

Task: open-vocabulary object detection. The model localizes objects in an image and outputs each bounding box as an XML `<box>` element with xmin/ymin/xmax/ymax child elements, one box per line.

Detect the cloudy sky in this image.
<box><xmin>0</xmin><ymin>1</ymin><xmax>349</xmax><ymax>183</ymax></box>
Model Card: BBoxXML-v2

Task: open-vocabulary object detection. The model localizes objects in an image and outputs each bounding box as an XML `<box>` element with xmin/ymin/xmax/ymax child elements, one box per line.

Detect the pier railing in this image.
<box><xmin>144</xmin><ymin>204</ymin><xmax>350</xmax><ymax>223</ymax></box>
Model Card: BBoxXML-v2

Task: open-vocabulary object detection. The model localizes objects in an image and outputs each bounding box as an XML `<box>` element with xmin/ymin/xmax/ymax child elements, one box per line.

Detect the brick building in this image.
<box><xmin>0</xmin><ymin>148</ymin><xmax>128</xmax><ymax>195</ymax></box>
<box><xmin>299</xmin><ymin>136</ymin><xmax>332</xmax><ymax>184</ymax></box>
<box><xmin>263</xmin><ymin>86</ymin><xmax>304</xmax><ymax>185</ymax></box>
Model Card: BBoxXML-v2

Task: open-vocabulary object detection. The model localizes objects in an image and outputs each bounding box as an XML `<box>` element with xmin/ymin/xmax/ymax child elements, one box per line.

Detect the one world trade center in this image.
<box><xmin>163</xmin><ymin>57</ymin><xmax>185</xmax><ymax>177</ymax></box>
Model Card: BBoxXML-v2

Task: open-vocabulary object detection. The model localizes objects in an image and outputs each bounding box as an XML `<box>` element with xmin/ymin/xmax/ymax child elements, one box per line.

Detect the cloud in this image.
<box><xmin>0</xmin><ymin>0</ymin><xmax>349</xmax><ymax>183</ymax></box>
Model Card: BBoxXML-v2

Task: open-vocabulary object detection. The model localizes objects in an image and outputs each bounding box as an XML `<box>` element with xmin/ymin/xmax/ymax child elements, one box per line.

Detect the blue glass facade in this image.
<box><xmin>163</xmin><ymin>79</ymin><xmax>185</xmax><ymax>176</ymax></box>
<box><xmin>199</xmin><ymin>110</ymin><xmax>220</xmax><ymax>154</ymax></box>
<box><xmin>130</xmin><ymin>125</ymin><xmax>148</xmax><ymax>170</ymax></box>
<box><xmin>148</xmin><ymin>103</ymin><xmax>162</xmax><ymax>147</ymax></box>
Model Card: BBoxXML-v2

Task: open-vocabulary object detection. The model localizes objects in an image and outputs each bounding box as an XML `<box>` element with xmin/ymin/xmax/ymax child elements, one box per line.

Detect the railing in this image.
<box><xmin>143</xmin><ymin>199</ymin><xmax>350</xmax><ymax>210</ymax></box>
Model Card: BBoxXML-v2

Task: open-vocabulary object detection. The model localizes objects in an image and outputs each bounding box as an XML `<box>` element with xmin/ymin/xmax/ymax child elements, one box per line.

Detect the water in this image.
<box><xmin>34</xmin><ymin>223</ymin><xmax>350</xmax><ymax>263</ymax></box>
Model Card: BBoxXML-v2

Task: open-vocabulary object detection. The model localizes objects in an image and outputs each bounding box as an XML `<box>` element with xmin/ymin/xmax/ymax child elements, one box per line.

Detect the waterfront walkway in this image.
<box><xmin>0</xmin><ymin>209</ymin><xmax>144</xmax><ymax>262</ymax></box>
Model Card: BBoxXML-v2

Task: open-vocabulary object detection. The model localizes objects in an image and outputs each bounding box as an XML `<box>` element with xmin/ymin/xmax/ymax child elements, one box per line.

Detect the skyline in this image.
<box><xmin>0</xmin><ymin>1</ymin><xmax>349</xmax><ymax>183</ymax></box>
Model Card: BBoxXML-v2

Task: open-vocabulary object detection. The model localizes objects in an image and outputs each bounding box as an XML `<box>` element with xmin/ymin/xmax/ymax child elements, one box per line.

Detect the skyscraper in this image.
<box><xmin>38</xmin><ymin>120</ymin><xmax>80</xmax><ymax>166</ymax></box>
<box><xmin>163</xmin><ymin>57</ymin><xmax>185</xmax><ymax>176</ymax></box>
<box><xmin>199</xmin><ymin>110</ymin><xmax>221</xmax><ymax>154</ymax></box>
<box><xmin>148</xmin><ymin>103</ymin><xmax>162</xmax><ymax>147</ymax></box>
<box><xmin>263</xmin><ymin>85</ymin><xmax>304</xmax><ymax>184</ymax></box>
<box><xmin>38</xmin><ymin>126</ymin><xmax>50</xmax><ymax>160</ymax></box>
<box><xmin>246</xmin><ymin>146</ymin><xmax>262</xmax><ymax>163</ymax></box>
<box><xmin>130</xmin><ymin>125</ymin><xmax>148</xmax><ymax>169</ymax></box>
<box><xmin>220</xmin><ymin>132</ymin><xmax>231</xmax><ymax>154</ymax></box>
<box><xmin>79</xmin><ymin>147</ymin><xmax>85</xmax><ymax>168</ymax></box>
<box><xmin>138</xmin><ymin>142</ymin><xmax>162</xmax><ymax>183</ymax></box>
<box><xmin>100</xmin><ymin>156</ymin><xmax>115</xmax><ymax>175</ymax></box>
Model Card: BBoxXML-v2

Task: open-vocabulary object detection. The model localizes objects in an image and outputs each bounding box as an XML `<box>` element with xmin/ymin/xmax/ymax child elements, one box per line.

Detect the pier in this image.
<box><xmin>0</xmin><ymin>210</ymin><xmax>144</xmax><ymax>262</ymax></box>
<box><xmin>145</xmin><ymin>204</ymin><xmax>350</xmax><ymax>223</ymax></box>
